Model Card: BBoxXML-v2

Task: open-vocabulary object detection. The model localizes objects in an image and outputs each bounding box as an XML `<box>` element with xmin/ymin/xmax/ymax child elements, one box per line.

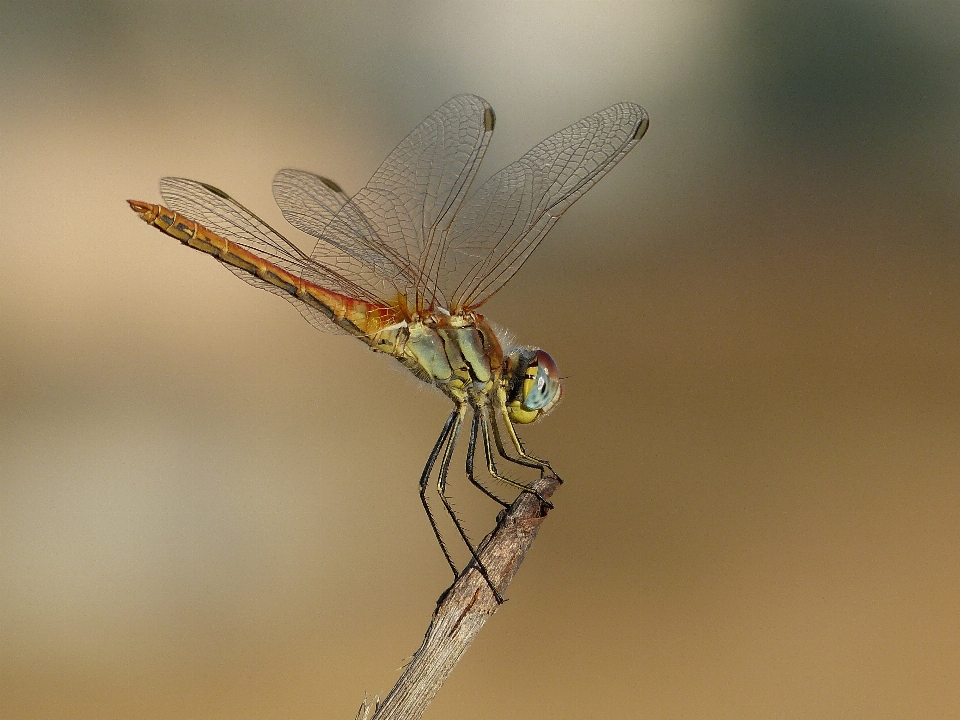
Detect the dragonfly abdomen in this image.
<box><xmin>127</xmin><ymin>200</ymin><xmax>399</xmax><ymax>339</ymax></box>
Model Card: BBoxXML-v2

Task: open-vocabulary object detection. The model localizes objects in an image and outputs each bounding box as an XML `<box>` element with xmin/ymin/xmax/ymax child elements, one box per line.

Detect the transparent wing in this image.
<box><xmin>272</xmin><ymin>169</ymin><xmax>350</xmax><ymax>234</ymax></box>
<box><xmin>272</xmin><ymin>169</ymin><xmax>416</xmax><ymax>307</ymax></box>
<box><xmin>274</xmin><ymin>94</ymin><xmax>496</xmax><ymax>311</ymax></box>
<box><xmin>159</xmin><ymin>177</ymin><xmax>385</xmax><ymax>333</ymax></box>
<box><xmin>443</xmin><ymin>102</ymin><xmax>649</xmax><ymax>311</ymax></box>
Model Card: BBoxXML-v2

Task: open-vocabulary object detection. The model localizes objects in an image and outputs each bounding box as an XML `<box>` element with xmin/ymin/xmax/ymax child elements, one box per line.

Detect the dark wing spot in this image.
<box><xmin>319</xmin><ymin>176</ymin><xmax>344</xmax><ymax>193</ymax></box>
<box><xmin>199</xmin><ymin>182</ymin><xmax>231</xmax><ymax>199</ymax></box>
<box><xmin>484</xmin><ymin>106</ymin><xmax>496</xmax><ymax>132</ymax></box>
<box><xmin>632</xmin><ymin>115</ymin><xmax>649</xmax><ymax>141</ymax></box>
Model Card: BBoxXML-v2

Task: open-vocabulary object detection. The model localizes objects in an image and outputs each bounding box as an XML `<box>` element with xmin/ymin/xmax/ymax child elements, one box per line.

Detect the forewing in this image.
<box><xmin>444</xmin><ymin>102</ymin><xmax>649</xmax><ymax>311</ymax></box>
<box><xmin>159</xmin><ymin>177</ymin><xmax>380</xmax><ymax>333</ymax></box>
<box><xmin>310</xmin><ymin>94</ymin><xmax>496</xmax><ymax>309</ymax></box>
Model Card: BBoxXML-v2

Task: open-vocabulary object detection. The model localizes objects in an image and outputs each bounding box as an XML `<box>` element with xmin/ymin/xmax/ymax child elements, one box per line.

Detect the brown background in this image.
<box><xmin>3</xmin><ymin>2</ymin><xmax>960</xmax><ymax>718</ymax></box>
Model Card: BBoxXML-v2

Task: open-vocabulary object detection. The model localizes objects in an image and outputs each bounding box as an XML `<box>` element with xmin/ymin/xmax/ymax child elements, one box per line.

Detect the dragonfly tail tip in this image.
<box><xmin>127</xmin><ymin>199</ymin><xmax>158</xmax><ymax>222</ymax></box>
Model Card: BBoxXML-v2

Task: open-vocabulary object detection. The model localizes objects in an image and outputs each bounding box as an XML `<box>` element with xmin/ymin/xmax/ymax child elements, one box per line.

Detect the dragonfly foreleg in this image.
<box><xmin>480</xmin><ymin>407</ymin><xmax>554</xmax><ymax>508</ymax></box>
<box><xmin>493</xmin><ymin>401</ymin><xmax>561</xmax><ymax>484</ymax></box>
<box><xmin>465</xmin><ymin>410</ymin><xmax>511</xmax><ymax>508</ymax></box>
<box><xmin>436</xmin><ymin>403</ymin><xmax>504</xmax><ymax>604</ymax></box>
<box><xmin>419</xmin><ymin>408</ymin><xmax>459</xmax><ymax>578</ymax></box>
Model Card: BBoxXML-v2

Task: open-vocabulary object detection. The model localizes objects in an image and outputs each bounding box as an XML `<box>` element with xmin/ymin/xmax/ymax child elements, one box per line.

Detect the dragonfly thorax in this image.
<box><xmin>391</xmin><ymin>313</ymin><xmax>506</xmax><ymax>403</ymax></box>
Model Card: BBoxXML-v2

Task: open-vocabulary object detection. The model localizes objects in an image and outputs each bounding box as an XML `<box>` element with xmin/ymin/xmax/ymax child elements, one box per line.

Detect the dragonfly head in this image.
<box><xmin>504</xmin><ymin>348</ymin><xmax>562</xmax><ymax>424</ymax></box>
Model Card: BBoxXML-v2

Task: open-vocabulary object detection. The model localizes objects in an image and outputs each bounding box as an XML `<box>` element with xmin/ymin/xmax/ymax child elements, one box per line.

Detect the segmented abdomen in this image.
<box><xmin>127</xmin><ymin>200</ymin><xmax>402</xmax><ymax>339</ymax></box>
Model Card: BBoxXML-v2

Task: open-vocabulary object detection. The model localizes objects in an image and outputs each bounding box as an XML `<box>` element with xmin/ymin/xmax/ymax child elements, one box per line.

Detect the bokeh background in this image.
<box><xmin>3</xmin><ymin>1</ymin><xmax>960</xmax><ymax>718</ymax></box>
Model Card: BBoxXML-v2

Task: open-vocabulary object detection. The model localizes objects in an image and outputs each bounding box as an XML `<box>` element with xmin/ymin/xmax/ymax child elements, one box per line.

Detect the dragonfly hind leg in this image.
<box><xmin>422</xmin><ymin>404</ymin><xmax>505</xmax><ymax>604</ymax></box>
<box><xmin>419</xmin><ymin>408</ymin><xmax>460</xmax><ymax>578</ymax></box>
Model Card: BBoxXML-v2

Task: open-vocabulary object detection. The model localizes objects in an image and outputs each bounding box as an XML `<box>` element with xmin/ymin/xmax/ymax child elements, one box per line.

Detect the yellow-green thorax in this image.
<box><xmin>377</xmin><ymin>312</ymin><xmax>505</xmax><ymax>404</ymax></box>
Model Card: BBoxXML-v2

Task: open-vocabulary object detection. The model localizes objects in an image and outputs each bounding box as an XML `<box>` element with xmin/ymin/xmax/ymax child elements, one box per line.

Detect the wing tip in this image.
<box><xmin>632</xmin><ymin>111</ymin><xmax>649</xmax><ymax>141</ymax></box>
<box><xmin>198</xmin><ymin>181</ymin><xmax>231</xmax><ymax>199</ymax></box>
<box><xmin>158</xmin><ymin>176</ymin><xmax>231</xmax><ymax>201</ymax></box>
<box><xmin>318</xmin><ymin>175</ymin><xmax>345</xmax><ymax>193</ymax></box>
<box><xmin>274</xmin><ymin>168</ymin><xmax>346</xmax><ymax>196</ymax></box>
<box><xmin>610</xmin><ymin>102</ymin><xmax>650</xmax><ymax>141</ymax></box>
<box><xmin>448</xmin><ymin>93</ymin><xmax>495</xmax><ymax>131</ymax></box>
<box><xmin>484</xmin><ymin>106</ymin><xmax>496</xmax><ymax>132</ymax></box>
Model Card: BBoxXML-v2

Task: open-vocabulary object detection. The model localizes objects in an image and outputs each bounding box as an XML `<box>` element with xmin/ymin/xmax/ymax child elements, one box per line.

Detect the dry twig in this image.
<box><xmin>355</xmin><ymin>474</ymin><xmax>561</xmax><ymax>720</ymax></box>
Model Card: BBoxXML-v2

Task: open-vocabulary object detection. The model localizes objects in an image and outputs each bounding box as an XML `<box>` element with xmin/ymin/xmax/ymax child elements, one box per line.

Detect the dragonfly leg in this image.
<box><xmin>419</xmin><ymin>408</ymin><xmax>459</xmax><ymax>579</ymax></box>
<box><xmin>493</xmin><ymin>401</ymin><xmax>561</xmax><ymax>484</ymax></box>
<box><xmin>466</xmin><ymin>409</ymin><xmax>511</xmax><ymax>508</ymax></box>
<box><xmin>480</xmin><ymin>407</ymin><xmax>554</xmax><ymax>508</ymax></box>
<box><xmin>436</xmin><ymin>404</ymin><xmax>504</xmax><ymax>604</ymax></box>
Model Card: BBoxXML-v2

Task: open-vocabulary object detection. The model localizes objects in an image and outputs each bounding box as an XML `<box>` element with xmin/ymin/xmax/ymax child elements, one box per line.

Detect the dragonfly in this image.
<box><xmin>128</xmin><ymin>95</ymin><xmax>648</xmax><ymax>602</ymax></box>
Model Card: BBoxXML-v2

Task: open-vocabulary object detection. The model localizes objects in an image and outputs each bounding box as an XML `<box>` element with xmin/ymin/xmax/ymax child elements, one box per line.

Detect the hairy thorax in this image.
<box><xmin>374</xmin><ymin>312</ymin><xmax>505</xmax><ymax>404</ymax></box>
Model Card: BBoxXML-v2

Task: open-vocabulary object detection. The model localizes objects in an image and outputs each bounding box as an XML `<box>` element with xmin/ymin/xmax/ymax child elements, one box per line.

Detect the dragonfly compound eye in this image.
<box><xmin>507</xmin><ymin>349</ymin><xmax>561</xmax><ymax>424</ymax></box>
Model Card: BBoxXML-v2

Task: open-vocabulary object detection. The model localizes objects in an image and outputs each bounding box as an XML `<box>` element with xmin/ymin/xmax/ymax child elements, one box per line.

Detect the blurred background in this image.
<box><xmin>3</xmin><ymin>1</ymin><xmax>960</xmax><ymax>718</ymax></box>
